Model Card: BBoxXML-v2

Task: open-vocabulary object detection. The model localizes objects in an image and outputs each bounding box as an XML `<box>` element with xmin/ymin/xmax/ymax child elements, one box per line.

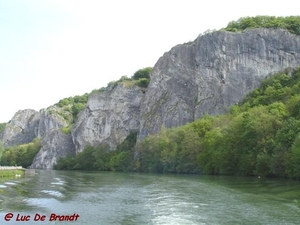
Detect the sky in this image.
<box><xmin>0</xmin><ymin>0</ymin><xmax>299</xmax><ymax>123</ymax></box>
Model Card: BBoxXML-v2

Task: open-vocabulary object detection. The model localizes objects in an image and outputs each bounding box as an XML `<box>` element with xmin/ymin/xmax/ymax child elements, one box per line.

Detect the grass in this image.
<box><xmin>0</xmin><ymin>169</ymin><xmax>24</xmax><ymax>177</ymax></box>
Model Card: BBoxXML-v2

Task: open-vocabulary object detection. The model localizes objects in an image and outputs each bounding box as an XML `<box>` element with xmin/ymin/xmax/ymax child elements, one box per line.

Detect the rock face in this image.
<box><xmin>2</xmin><ymin>28</ymin><xmax>300</xmax><ymax>169</ymax></box>
<box><xmin>30</xmin><ymin>129</ymin><xmax>75</xmax><ymax>169</ymax></box>
<box><xmin>1</xmin><ymin>109</ymin><xmax>68</xmax><ymax>148</ymax></box>
<box><xmin>138</xmin><ymin>28</ymin><xmax>300</xmax><ymax>139</ymax></box>
<box><xmin>0</xmin><ymin>107</ymin><xmax>70</xmax><ymax>169</ymax></box>
<box><xmin>37</xmin><ymin>108</ymin><xmax>69</xmax><ymax>137</ymax></box>
<box><xmin>1</xmin><ymin>109</ymin><xmax>40</xmax><ymax>148</ymax></box>
<box><xmin>72</xmin><ymin>83</ymin><xmax>144</xmax><ymax>153</ymax></box>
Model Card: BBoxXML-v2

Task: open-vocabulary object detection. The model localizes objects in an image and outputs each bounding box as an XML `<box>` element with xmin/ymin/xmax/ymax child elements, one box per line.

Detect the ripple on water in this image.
<box><xmin>51</xmin><ymin>178</ymin><xmax>65</xmax><ymax>186</ymax></box>
<box><xmin>0</xmin><ymin>184</ymin><xmax>7</xmax><ymax>188</ymax></box>
<box><xmin>4</xmin><ymin>182</ymin><xmax>17</xmax><ymax>185</ymax></box>
<box><xmin>41</xmin><ymin>190</ymin><xmax>64</xmax><ymax>198</ymax></box>
<box><xmin>51</xmin><ymin>182</ymin><xmax>65</xmax><ymax>186</ymax></box>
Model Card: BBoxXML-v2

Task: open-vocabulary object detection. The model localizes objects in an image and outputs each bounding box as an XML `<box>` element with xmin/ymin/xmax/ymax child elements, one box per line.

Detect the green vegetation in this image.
<box><xmin>54</xmin><ymin>132</ymin><xmax>137</xmax><ymax>171</ymax></box>
<box><xmin>0</xmin><ymin>138</ymin><xmax>41</xmax><ymax>168</ymax></box>
<box><xmin>53</xmin><ymin>67</ymin><xmax>152</xmax><ymax>125</ymax></box>
<box><xmin>136</xmin><ymin>68</ymin><xmax>300</xmax><ymax>178</ymax></box>
<box><xmin>132</xmin><ymin>67</ymin><xmax>152</xmax><ymax>80</ymax></box>
<box><xmin>55</xmin><ymin>67</ymin><xmax>300</xmax><ymax>179</ymax></box>
<box><xmin>0</xmin><ymin>123</ymin><xmax>6</xmax><ymax>134</ymax></box>
<box><xmin>54</xmin><ymin>93</ymin><xmax>89</xmax><ymax>124</ymax></box>
<box><xmin>224</xmin><ymin>16</ymin><xmax>300</xmax><ymax>35</ymax></box>
<box><xmin>60</xmin><ymin>126</ymin><xmax>71</xmax><ymax>134</ymax></box>
<box><xmin>100</xmin><ymin>67</ymin><xmax>152</xmax><ymax>91</ymax></box>
<box><xmin>132</xmin><ymin>67</ymin><xmax>152</xmax><ymax>88</ymax></box>
<box><xmin>0</xmin><ymin>169</ymin><xmax>24</xmax><ymax>177</ymax></box>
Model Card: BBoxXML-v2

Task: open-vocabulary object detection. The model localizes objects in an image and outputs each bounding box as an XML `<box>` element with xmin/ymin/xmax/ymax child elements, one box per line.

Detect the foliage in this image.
<box><xmin>0</xmin><ymin>123</ymin><xmax>6</xmax><ymax>134</ymax></box>
<box><xmin>0</xmin><ymin>169</ymin><xmax>24</xmax><ymax>177</ymax></box>
<box><xmin>134</xmin><ymin>78</ymin><xmax>150</xmax><ymax>88</ymax></box>
<box><xmin>54</xmin><ymin>132</ymin><xmax>137</xmax><ymax>172</ymax></box>
<box><xmin>132</xmin><ymin>67</ymin><xmax>152</xmax><ymax>80</ymax></box>
<box><xmin>55</xmin><ymin>93</ymin><xmax>89</xmax><ymax>124</ymax></box>
<box><xmin>60</xmin><ymin>126</ymin><xmax>72</xmax><ymax>134</ymax></box>
<box><xmin>0</xmin><ymin>142</ymin><xmax>3</xmax><ymax>159</ymax></box>
<box><xmin>136</xmin><ymin>67</ymin><xmax>300</xmax><ymax>178</ymax></box>
<box><xmin>0</xmin><ymin>138</ymin><xmax>41</xmax><ymax>168</ymax></box>
<box><xmin>224</xmin><ymin>16</ymin><xmax>300</xmax><ymax>35</ymax></box>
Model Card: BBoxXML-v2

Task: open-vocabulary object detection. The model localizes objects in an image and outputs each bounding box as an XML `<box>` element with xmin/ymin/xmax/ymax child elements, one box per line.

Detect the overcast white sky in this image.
<box><xmin>0</xmin><ymin>0</ymin><xmax>299</xmax><ymax>122</ymax></box>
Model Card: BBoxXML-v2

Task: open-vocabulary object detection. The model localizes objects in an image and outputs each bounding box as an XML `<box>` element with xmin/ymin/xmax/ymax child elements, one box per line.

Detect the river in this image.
<box><xmin>0</xmin><ymin>170</ymin><xmax>300</xmax><ymax>224</ymax></box>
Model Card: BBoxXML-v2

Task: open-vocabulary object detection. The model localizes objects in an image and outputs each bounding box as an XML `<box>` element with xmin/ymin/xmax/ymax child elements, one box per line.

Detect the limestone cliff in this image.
<box><xmin>1</xmin><ymin>107</ymin><xmax>68</xmax><ymax>148</ymax></box>
<box><xmin>2</xmin><ymin>28</ymin><xmax>300</xmax><ymax>169</ymax></box>
<box><xmin>72</xmin><ymin>83</ymin><xmax>144</xmax><ymax>153</ymax></box>
<box><xmin>138</xmin><ymin>28</ymin><xmax>300</xmax><ymax>139</ymax></box>
<box><xmin>30</xmin><ymin>129</ymin><xmax>75</xmax><ymax>169</ymax></box>
<box><xmin>1</xmin><ymin>109</ymin><xmax>40</xmax><ymax>148</ymax></box>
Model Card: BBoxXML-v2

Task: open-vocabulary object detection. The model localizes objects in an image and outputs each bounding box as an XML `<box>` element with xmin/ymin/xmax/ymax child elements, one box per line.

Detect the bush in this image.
<box><xmin>132</xmin><ymin>67</ymin><xmax>152</xmax><ymax>80</ymax></box>
<box><xmin>135</xmin><ymin>78</ymin><xmax>150</xmax><ymax>88</ymax></box>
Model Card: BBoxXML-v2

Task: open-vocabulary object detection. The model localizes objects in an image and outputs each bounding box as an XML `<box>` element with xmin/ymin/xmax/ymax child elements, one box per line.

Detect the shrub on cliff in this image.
<box><xmin>225</xmin><ymin>16</ymin><xmax>300</xmax><ymax>35</ymax></box>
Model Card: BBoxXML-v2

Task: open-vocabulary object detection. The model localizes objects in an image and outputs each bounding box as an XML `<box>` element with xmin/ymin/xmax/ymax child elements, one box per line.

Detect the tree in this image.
<box><xmin>132</xmin><ymin>67</ymin><xmax>152</xmax><ymax>80</ymax></box>
<box><xmin>176</xmin><ymin>128</ymin><xmax>201</xmax><ymax>173</ymax></box>
<box><xmin>286</xmin><ymin>134</ymin><xmax>300</xmax><ymax>178</ymax></box>
<box><xmin>135</xmin><ymin>78</ymin><xmax>150</xmax><ymax>88</ymax></box>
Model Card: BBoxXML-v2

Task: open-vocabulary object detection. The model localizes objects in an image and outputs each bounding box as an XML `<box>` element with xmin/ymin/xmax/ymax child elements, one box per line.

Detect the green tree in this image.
<box><xmin>132</xmin><ymin>67</ymin><xmax>152</xmax><ymax>80</ymax></box>
<box><xmin>135</xmin><ymin>78</ymin><xmax>150</xmax><ymax>88</ymax></box>
<box><xmin>176</xmin><ymin>128</ymin><xmax>201</xmax><ymax>173</ymax></box>
<box><xmin>286</xmin><ymin>134</ymin><xmax>300</xmax><ymax>179</ymax></box>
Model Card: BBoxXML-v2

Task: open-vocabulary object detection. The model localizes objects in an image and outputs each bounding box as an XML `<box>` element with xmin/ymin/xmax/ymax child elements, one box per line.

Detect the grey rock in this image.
<box><xmin>1</xmin><ymin>108</ymin><xmax>68</xmax><ymax>148</ymax></box>
<box><xmin>138</xmin><ymin>28</ymin><xmax>300</xmax><ymax>139</ymax></box>
<box><xmin>72</xmin><ymin>83</ymin><xmax>144</xmax><ymax>153</ymax></box>
<box><xmin>38</xmin><ymin>108</ymin><xmax>68</xmax><ymax>137</ymax></box>
<box><xmin>1</xmin><ymin>109</ymin><xmax>40</xmax><ymax>147</ymax></box>
<box><xmin>30</xmin><ymin>129</ymin><xmax>75</xmax><ymax>169</ymax></box>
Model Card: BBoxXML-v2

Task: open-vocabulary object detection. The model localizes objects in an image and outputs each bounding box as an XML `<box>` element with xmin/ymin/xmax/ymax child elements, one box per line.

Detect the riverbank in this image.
<box><xmin>0</xmin><ymin>166</ymin><xmax>24</xmax><ymax>177</ymax></box>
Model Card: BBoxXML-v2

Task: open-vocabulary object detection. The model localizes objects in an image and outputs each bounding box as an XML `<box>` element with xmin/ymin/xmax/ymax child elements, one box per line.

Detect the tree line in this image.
<box><xmin>224</xmin><ymin>16</ymin><xmax>300</xmax><ymax>35</ymax></box>
<box><xmin>54</xmin><ymin>132</ymin><xmax>137</xmax><ymax>171</ymax></box>
<box><xmin>136</xmin><ymin>68</ymin><xmax>300</xmax><ymax>178</ymax></box>
<box><xmin>0</xmin><ymin>138</ymin><xmax>41</xmax><ymax>167</ymax></box>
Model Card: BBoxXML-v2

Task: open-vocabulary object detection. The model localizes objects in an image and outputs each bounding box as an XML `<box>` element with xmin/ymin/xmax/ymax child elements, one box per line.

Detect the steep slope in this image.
<box><xmin>1</xmin><ymin>108</ymin><xmax>68</xmax><ymax>148</ymax></box>
<box><xmin>30</xmin><ymin>129</ymin><xmax>75</xmax><ymax>169</ymax></box>
<box><xmin>72</xmin><ymin>83</ymin><xmax>144</xmax><ymax>153</ymax></box>
<box><xmin>138</xmin><ymin>28</ymin><xmax>300</xmax><ymax>139</ymax></box>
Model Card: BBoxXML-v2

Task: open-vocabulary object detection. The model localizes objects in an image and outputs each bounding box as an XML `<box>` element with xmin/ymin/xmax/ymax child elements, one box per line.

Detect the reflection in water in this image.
<box><xmin>0</xmin><ymin>171</ymin><xmax>300</xmax><ymax>224</ymax></box>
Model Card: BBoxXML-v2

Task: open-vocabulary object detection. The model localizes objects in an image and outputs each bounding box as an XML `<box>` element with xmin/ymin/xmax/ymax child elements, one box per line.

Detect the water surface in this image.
<box><xmin>0</xmin><ymin>170</ymin><xmax>300</xmax><ymax>224</ymax></box>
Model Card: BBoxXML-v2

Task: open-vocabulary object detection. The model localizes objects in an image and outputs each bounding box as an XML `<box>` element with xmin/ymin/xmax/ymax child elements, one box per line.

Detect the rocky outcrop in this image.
<box><xmin>37</xmin><ymin>107</ymin><xmax>69</xmax><ymax>137</ymax></box>
<box><xmin>30</xmin><ymin>129</ymin><xmax>75</xmax><ymax>169</ymax></box>
<box><xmin>1</xmin><ymin>108</ymin><xmax>68</xmax><ymax>148</ymax></box>
<box><xmin>72</xmin><ymin>83</ymin><xmax>144</xmax><ymax>153</ymax></box>
<box><xmin>138</xmin><ymin>28</ymin><xmax>300</xmax><ymax>139</ymax></box>
<box><xmin>1</xmin><ymin>109</ymin><xmax>40</xmax><ymax>147</ymax></box>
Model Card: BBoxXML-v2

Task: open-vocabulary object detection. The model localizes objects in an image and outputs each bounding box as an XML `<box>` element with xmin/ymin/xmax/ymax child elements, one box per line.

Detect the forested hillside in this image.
<box><xmin>56</xmin><ymin>67</ymin><xmax>300</xmax><ymax>179</ymax></box>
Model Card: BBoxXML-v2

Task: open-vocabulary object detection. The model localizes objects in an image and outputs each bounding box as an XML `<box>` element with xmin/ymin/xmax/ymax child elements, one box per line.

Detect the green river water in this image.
<box><xmin>0</xmin><ymin>170</ymin><xmax>300</xmax><ymax>225</ymax></box>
